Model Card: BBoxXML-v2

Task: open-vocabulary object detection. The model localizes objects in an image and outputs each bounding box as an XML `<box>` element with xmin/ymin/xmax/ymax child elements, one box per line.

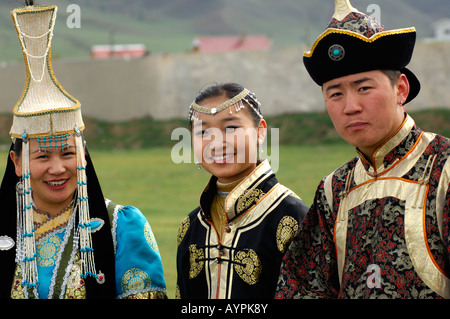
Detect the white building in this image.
<box><xmin>434</xmin><ymin>18</ymin><xmax>450</xmax><ymax>41</ymax></box>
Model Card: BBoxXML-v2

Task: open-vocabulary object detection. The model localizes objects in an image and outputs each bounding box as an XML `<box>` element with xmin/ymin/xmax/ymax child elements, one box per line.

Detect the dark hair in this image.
<box><xmin>381</xmin><ymin>70</ymin><xmax>402</xmax><ymax>87</ymax></box>
<box><xmin>192</xmin><ymin>82</ymin><xmax>263</xmax><ymax>126</ymax></box>
<box><xmin>12</xmin><ymin>138</ymin><xmax>22</xmax><ymax>157</ymax></box>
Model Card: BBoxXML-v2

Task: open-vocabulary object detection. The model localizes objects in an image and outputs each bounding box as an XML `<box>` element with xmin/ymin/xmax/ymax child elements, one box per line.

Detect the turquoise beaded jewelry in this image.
<box><xmin>37</xmin><ymin>133</ymin><xmax>70</xmax><ymax>151</ymax></box>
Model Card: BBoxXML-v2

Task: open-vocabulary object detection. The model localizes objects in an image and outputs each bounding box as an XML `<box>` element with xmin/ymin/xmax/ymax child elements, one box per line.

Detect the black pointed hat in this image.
<box><xmin>303</xmin><ymin>0</ymin><xmax>420</xmax><ymax>104</ymax></box>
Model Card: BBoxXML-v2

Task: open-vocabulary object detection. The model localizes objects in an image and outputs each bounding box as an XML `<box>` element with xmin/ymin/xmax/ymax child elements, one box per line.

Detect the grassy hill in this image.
<box><xmin>0</xmin><ymin>0</ymin><xmax>448</xmax><ymax>62</ymax></box>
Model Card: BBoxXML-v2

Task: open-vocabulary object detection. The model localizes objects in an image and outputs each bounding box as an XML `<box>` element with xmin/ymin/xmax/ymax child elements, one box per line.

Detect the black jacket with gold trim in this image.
<box><xmin>176</xmin><ymin>160</ymin><xmax>308</xmax><ymax>299</ymax></box>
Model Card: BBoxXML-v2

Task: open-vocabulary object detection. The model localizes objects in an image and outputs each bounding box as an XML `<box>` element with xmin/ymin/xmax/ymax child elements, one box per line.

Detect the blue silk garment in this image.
<box><xmin>16</xmin><ymin>200</ymin><xmax>166</xmax><ymax>299</ymax></box>
<box><xmin>109</xmin><ymin>202</ymin><xmax>166</xmax><ymax>298</ymax></box>
<box><xmin>36</xmin><ymin>228</ymin><xmax>68</xmax><ymax>298</ymax></box>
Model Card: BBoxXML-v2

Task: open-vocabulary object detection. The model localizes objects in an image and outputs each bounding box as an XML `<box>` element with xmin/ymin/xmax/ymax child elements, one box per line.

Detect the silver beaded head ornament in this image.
<box><xmin>189</xmin><ymin>88</ymin><xmax>263</xmax><ymax>121</ymax></box>
<box><xmin>10</xmin><ymin>4</ymin><xmax>101</xmax><ymax>296</ymax></box>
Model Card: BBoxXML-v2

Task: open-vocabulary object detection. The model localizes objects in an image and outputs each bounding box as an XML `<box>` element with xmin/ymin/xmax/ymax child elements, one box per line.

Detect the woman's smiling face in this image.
<box><xmin>192</xmin><ymin>94</ymin><xmax>266</xmax><ymax>183</ymax></box>
<box><xmin>10</xmin><ymin>135</ymin><xmax>79</xmax><ymax>216</ymax></box>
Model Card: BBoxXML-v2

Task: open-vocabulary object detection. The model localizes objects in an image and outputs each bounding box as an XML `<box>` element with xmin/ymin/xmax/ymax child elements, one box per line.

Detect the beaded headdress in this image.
<box><xmin>303</xmin><ymin>0</ymin><xmax>420</xmax><ymax>104</ymax></box>
<box><xmin>189</xmin><ymin>88</ymin><xmax>263</xmax><ymax>121</ymax></box>
<box><xmin>10</xmin><ymin>4</ymin><xmax>100</xmax><ymax>294</ymax></box>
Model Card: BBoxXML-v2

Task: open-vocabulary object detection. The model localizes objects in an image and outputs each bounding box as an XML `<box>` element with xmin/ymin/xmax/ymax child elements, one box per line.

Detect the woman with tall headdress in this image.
<box><xmin>176</xmin><ymin>82</ymin><xmax>308</xmax><ymax>298</ymax></box>
<box><xmin>0</xmin><ymin>3</ymin><xmax>166</xmax><ymax>299</ymax></box>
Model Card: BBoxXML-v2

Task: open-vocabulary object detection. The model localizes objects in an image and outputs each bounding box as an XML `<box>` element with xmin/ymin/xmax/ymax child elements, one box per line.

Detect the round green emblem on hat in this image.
<box><xmin>328</xmin><ymin>44</ymin><xmax>345</xmax><ymax>61</ymax></box>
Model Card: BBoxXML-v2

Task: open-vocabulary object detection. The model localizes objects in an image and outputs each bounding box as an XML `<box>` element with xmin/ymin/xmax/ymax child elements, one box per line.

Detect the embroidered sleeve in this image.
<box><xmin>275</xmin><ymin>178</ymin><xmax>340</xmax><ymax>298</ymax></box>
<box><xmin>443</xmin><ymin>186</ymin><xmax>450</xmax><ymax>257</ymax></box>
<box><xmin>113</xmin><ymin>205</ymin><xmax>167</xmax><ymax>299</ymax></box>
<box><xmin>175</xmin><ymin>214</ymin><xmax>193</xmax><ymax>299</ymax></box>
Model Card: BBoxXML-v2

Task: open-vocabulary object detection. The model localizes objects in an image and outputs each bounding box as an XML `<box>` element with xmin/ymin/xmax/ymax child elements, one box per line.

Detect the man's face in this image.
<box><xmin>322</xmin><ymin>70</ymin><xmax>409</xmax><ymax>161</ymax></box>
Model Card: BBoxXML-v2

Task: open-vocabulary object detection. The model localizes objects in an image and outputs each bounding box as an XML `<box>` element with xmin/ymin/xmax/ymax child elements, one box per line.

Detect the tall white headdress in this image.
<box><xmin>11</xmin><ymin>4</ymin><xmax>99</xmax><ymax>295</ymax></box>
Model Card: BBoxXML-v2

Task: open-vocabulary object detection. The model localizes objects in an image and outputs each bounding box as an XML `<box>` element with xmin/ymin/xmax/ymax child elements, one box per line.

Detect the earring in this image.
<box><xmin>258</xmin><ymin>139</ymin><xmax>263</xmax><ymax>154</ymax></box>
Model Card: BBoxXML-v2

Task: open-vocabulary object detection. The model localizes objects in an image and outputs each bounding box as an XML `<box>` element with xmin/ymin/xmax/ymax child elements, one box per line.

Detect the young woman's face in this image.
<box><xmin>10</xmin><ymin>135</ymin><xmax>79</xmax><ymax>216</ymax></box>
<box><xmin>192</xmin><ymin>95</ymin><xmax>267</xmax><ymax>183</ymax></box>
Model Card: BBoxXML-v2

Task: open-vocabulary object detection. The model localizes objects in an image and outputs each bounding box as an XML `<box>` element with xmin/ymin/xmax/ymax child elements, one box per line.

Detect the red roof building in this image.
<box><xmin>191</xmin><ymin>35</ymin><xmax>272</xmax><ymax>53</ymax></box>
<box><xmin>90</xmin><ymin>44</ymin><xmax>148</xmax><ymax>59</ymax></box>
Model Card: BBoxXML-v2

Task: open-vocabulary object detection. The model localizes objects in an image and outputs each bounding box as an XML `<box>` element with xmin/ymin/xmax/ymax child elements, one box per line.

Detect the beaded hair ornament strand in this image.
<box><xmin>188</xmin><ymin>88</ymin><xmax>263</xmax><ymax>121</ymax></box>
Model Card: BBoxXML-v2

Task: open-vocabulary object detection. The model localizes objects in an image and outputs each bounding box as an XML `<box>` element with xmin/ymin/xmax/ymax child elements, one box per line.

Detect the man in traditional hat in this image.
<box><xmin>0</xmin><ymin>3</ymin><xmax>166</xmax><ymax>299</ymax></box>
<box><xmin>276</xmin><ymin>0</ymin><xmax>450</xmax><ymax>298</ymax></box>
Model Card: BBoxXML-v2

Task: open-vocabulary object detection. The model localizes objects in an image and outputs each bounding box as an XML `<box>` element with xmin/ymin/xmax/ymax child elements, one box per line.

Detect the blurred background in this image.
<box><xmin>0</xmin><ymin>0</ymin><xmax>449</xmax><ymax>130</ymax></box>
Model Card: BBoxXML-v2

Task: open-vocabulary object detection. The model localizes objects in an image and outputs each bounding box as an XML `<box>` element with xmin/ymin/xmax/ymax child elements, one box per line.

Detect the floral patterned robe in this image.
<box><xmin>276</xmin><ymin>114</ymin><xmax>450</xmax><ymax>299</ymax></box>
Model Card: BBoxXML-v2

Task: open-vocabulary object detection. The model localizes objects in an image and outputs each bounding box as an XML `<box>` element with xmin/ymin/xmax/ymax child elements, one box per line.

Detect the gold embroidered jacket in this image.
<box><xmin>176</xmin><ymin>160</ymin><xmax>308</xmax><ymax>299</ymax></box>
<box><xmin>276</xmin><ymin>114</ymin><xmax>450</xmax><ymax>299</ymax></box>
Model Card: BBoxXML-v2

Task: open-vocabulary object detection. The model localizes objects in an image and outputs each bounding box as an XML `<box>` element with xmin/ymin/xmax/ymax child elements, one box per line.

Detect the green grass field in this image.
<box><xmin>0</xmin><ymin>143</ymin><xmax>355</xmax><ymax>298</ymax></box>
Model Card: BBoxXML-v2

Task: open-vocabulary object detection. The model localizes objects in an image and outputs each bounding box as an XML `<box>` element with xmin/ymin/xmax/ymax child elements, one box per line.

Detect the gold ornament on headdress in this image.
<box><xmin>331</xmin><ymin>0</ymin><xmax>359</xmax><ymax>21</ymax></box>
<box><xmin>325</xmin><ymin>0</ymin><xmax>385</xmax><ymax>38</ymax></box>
